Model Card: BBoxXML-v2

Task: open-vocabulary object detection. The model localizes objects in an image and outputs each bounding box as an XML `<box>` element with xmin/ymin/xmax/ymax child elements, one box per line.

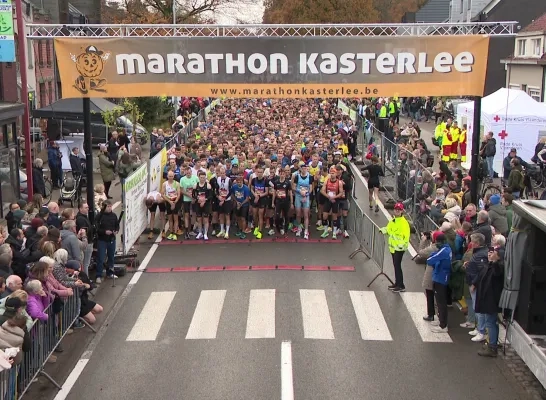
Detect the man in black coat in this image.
<box><xmin>474</xmin><ymin>244</ymin><xmax>505</xmax><ymax>358</ymax></box>
<box><xmin>94</xmin><ymin>200</ymin><xmax>119</xmax><ymax>283</ymax></box>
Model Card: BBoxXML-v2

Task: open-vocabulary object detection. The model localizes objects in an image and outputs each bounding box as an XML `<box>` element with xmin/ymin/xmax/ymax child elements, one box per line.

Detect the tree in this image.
<box><xmin>99</xmin><ymin>98</ymin><xmax>144</xmax><ymax>132</ymax></box>
<box><xmin>133</xmin><ymin>97</ymin><xmax>174</xmax><ymax>129</ymax></box>
<box><xmin>263</xmin><ymin>0</ymin><xmax>429</xmax><ymax>24</ymax></box>
<box><xmin>101</xmin><ymin>0</ymin><xmax>252</xmax><ymax>24</ymax></box>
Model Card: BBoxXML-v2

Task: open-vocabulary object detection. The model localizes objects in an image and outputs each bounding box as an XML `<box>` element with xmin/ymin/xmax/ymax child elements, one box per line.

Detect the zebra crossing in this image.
<box><xmin>125</xmin><ymin>289</ymin><xmax>454</xmax><ymax>343</ymax></box>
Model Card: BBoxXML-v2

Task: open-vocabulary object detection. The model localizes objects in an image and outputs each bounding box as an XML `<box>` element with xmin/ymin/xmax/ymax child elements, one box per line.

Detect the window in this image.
<box><xmin>529</xmin><ymin>88</ymin><xmax>541</xmax><ymax>102</ymax></box>
<box><xmin>468</xmin><ymin>0</ymin><xmax>471</xmax><ymax>10</ymax></box>
<box><xmin>460</xmin><ymin>0</ymin><xmax>464</xmax><ymax>12</ymax></box>
<box><xmin>517</xmin><ymin>39</ymin><xmax>526</xmax><ymax>56</ymax></box>
<box><xmin>39</xmin><ymin>83</ymin><xmax>46</xmax><ymax>107</ymax></box>
<box><xmin>37</xmin><ymin>40</ymin><xmax>44</xmax><ymax>65</ymax></box>
<box><xmin>531</xmin><ymin>38</ymin><xmax>542</xmax><ymax>56</ymax></box>
<box><xmin>509</xmin><ymin>84</ymin><xmax>520</xmax><ymax>90</ymax></box>
<box><xmin>46</xmin><ymin>41</ymin><xmax>52</xmax><ymax>65</ymax></box>
<box><xmin>48</xmin><ymin>82</ymin><xmax>54</xmax><ymax>105</ymax></box>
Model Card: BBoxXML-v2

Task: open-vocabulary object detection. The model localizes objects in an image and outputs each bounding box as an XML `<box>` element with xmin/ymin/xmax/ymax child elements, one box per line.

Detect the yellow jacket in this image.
<box><xmin>459</xmin><ymin>129</ymin><xmax>467</xmax><ymax>144</ymax></box>
<box><xmin>434</xmin><ymin>124</ymin><xmax>443</xmax><ymax>140</ymax></box>
<box><xmin>381</xmin><ymin>216</ymin><xmax>410</xmax><ymax>253</ymax></box>
<box><xmin>442</xmin><ymin>129</ymin><xmax>452</xmax><ymax>147</ymax></box>
<box><xmin>450</xmin><ymin>127</ymin><xmax>460</xmax><ymax>143</ymax></box>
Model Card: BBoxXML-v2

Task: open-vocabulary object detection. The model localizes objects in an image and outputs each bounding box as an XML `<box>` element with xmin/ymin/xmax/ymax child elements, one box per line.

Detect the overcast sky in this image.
<box><xmin>213</xmin><ymin>1</ymin><xmax>265</xmax><ymax>24</ymax></box>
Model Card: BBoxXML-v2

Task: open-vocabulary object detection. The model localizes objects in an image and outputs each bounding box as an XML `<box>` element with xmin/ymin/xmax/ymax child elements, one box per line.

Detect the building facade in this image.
<box><xmin>449</xmin><ymin>0</ymin><xmax>489</xmax><ymax>23</ymax></box>
<box><xmin>501</xmin><ymin>13</ymin><xmax>546</xmax><ymax>102</ymax></box>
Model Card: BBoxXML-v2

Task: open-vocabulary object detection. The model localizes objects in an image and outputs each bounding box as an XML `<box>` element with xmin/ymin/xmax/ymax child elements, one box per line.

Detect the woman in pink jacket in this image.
<box><xmin>26</xmin><ymin>258</ymin><xmax>74</xmax><ymax>300</ymax></box>
<box><xmin>25</xmin><ymin>280</ymin><xmax>50</xmax><ymax>322</ymax></box>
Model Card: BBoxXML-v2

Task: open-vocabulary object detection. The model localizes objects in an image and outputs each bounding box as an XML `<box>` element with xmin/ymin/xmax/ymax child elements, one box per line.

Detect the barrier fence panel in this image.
<box><xmin>370</xmin><ymin>128</ymin><xmax>440</xmax><ymax>238</ymax></box>
<box><xmin>16</xmin><ymin>294</ymin><xmax>81</xmax><ymax>398</ymax></box>
<box><xmin>0</xmin><ymin>368</ymin><xmax>15</xmax><ymax>400</ymax></box>
<box><xmin>348</xmin><ymin>197</ymin><xmax>392</xmax><ymax>287</ymax></box>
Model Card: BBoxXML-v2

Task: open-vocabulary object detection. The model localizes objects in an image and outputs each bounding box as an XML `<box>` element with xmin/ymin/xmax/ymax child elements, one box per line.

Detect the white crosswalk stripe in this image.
<box><xmin>300</xmin><ymin>289</ymin><xmax>335</xmax><ymax>339</ymax></box>
<box><xmin>126</xmin><ymin>291</ymin><xmax>176</xmax><ymax>342</ymax></box>
<box><xmin>186</xmin><ymin>290</ymin><xmax>227</xmax><ymax>339</ymax></box>
<box><xmin>349</xmin><ymin>291</ymin><xmax>393</xmax><ymax>341</ymax></box>
<box><xmin>400</xmin><ymin>292</ymin><xmax>453</xmax><ymax>343</ymax></box>
<box><xmin>246</xmin><ymin>289</ymin><xmax>276</xmax><ymax>339</ymax></box>
<box><xmin>126</xmin><ymin>289</ymin><xmax>456</xmax><ymax>343</ymax></box>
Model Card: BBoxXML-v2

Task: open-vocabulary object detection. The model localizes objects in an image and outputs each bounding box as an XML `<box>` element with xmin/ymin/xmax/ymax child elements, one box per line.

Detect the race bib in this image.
<box><xmin>186</xmin><ymin>188</ymin><xmax>193</xmax><ymax>198</ymax></box>
<box><xmin>198</xmin><ymin>193</ymin><xmax>206</xmax><ymax>202</ymax></box>
<box><xmin>276</xmin><ymin>189</ymin><xmax>286</xmax><ymax>199</ymax></box>
<box><xmin>328</xmin><ymin>191</ymin><xmax>336</xmax><ymax>198</ymax></box>
<box><xmin>235</xmin><ymin>191</ymin><xmax>243</xmax><ymax>199</ymax></box>
<box><xmin>256</xmin><ymin>187</ymin><xmax>265</xmax><ymax>194</ymax></box>
<box><xmin>299</xmin><ymin>187</ymin><xmax>308</xmax><ymax>196</ymax></box>
<box><xmin>219</xmin><ymin>188</ymin><xmax>228</xmax><ymax>199</ymax></box>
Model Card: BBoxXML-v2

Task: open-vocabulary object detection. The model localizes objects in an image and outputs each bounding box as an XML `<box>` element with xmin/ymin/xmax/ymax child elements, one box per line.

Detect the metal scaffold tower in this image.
<box><xmin>26</xmin><ymin>22</ymin><xmax>517</xmax><ymax>38</ymax></box>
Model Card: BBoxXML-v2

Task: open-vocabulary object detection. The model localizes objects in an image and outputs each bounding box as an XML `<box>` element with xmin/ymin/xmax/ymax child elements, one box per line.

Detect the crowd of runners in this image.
<box><xmin>144</xmin><ymin>99</ymin><xmax>359</xmax><ymax>241</ymax></box>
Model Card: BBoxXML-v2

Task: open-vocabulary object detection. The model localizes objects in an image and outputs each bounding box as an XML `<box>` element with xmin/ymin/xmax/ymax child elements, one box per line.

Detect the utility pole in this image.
<box><xmin>15</xmin><ymin>0</ymin><xmax>34</xmax><ymax>199</ymax></box>
<box><xmin>172</xmin><ymin>0</ymin><xmax>176</xmax><ymax>24</ymax></box>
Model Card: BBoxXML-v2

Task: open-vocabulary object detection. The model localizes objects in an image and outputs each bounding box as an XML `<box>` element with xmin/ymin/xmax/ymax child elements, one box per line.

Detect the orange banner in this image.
<box><xmin>54</xmin><ymin>35</ymin><xmax>490</xmax><ymax>98</ymax></box>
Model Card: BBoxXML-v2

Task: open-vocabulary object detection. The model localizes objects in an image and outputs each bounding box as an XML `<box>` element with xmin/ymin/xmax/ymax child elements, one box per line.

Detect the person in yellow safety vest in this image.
<box><xmin>434</xmin><ymin>122</ymin><xmax>444</xmax><ymax>147</ymax></box>
<box><xmin>459</xmin><ymin>124</ymin><xmax>468</xmax><ymax>162</ymax></box>
<box><xmin>441</xmin><ymin>121</ymin><xmax>453</xmax><ymax>163</ymax></box>
<box><xmin>379</xmin><ymin>101</ymin><xmax>388</xmax><ymax>118</ymax></box>
<box><xmin>388</xmin><ymin>100</ymin><xmax>396</xmax><ymax>117</ymax></box>
<box><xmin>379</xmin><ymin>202</ymin><xmax>410</xmax><ymax>292</ymax></box>
<box><xmin>450</xmin><ymin>121</ymin><xmax>461</xmax><ymax>160</ymax></box>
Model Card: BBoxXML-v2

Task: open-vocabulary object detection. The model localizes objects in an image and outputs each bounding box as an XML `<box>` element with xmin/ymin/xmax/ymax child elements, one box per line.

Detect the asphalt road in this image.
<box><xmin>53</xmin><ymin>166</ymin><xmax>529</xmax><ymax>400</ymax></box>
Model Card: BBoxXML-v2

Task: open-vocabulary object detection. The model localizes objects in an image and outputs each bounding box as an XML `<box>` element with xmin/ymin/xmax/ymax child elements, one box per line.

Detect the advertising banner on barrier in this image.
<box><xmin>54</xmin><ymin>36</ymin><xmax>489</xmax><ymax>98</ymax></box>
<box><xmin>123</xmin><ymin>163</ymin><xmax>148</xmax><ymax>252</ymax></box>
<box><xmin>148</xmin><ymin>147</ymin><xmax>166</xmax><ymax>193</ymax></box>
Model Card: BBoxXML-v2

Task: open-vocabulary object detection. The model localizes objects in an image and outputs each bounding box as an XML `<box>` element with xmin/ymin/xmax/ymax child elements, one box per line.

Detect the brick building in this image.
<box><xmin>32</xmin><ymin>11</ymin><xmax>57</xmax><ymax>108</ymax></box>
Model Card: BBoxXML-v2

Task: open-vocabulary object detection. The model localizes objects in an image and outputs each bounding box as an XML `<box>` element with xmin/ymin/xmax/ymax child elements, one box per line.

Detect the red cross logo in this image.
<box><xmin>498</xmin><ymin>130</ymin><xmax>508</xmax><ymax>139</ymax></box>
<box><xmin>494</xmin><ymin>115</ymin><xmax>501</xmax><ymax>122</ymax></box>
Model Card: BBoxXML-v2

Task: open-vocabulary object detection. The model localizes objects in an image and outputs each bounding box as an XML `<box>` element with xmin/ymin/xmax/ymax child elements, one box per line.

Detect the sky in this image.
<box><xmin>212</xmin><ymin>0</ymin><xmax>265</xmax><ymax>24</ymax></box>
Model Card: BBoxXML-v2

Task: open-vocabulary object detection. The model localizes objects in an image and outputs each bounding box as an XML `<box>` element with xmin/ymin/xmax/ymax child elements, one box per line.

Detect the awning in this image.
<box><xmin>0</xmin><ymin>102</ymin><xmax>25</xmax><ymax>121</ymax></box>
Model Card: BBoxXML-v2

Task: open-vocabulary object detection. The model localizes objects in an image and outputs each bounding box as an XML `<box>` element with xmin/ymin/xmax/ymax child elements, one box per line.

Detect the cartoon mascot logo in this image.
<box><xmin>70</xmin><ymin>45</ymin><xmax>111</xmax><ymax>95</ymax></box>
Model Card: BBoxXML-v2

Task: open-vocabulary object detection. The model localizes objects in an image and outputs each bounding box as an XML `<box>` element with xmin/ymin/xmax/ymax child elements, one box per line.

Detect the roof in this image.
<box><xmin>513</xmin><ymin>200</ymin><xmax>546</xmax><ymax>233</ymax></box>
<box><xmin>31</xmin><ymin>98</ymin><xmax>120</xmax><ymax>120</ymax></box>
<box><xmin>456</xmin><ymin>88</ymin><xmax>546</xmax><ymax>118</ymax></box>
<box><xmin>521</xmin><ymin>12</ymin><xmax>546</xmax><ymax>33</ymax></box>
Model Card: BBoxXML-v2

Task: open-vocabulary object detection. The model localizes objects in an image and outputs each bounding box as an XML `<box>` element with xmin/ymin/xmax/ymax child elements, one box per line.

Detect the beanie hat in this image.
<box><xmin>432</xmin><ymin>231</ymin><xmax>444</xmax><ymax>243</ymax></box>
<box><xmin>31</xmin><ymin>218</ymin><xmax>44</xmax><ymax>229</ymax></box>
<box><xmin>490</xmin><ymin>194</ymin><xmax>501</xmax><ymax>205</ymax></box>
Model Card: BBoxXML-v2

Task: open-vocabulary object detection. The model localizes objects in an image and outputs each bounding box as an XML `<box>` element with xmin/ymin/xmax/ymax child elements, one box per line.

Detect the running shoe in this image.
<box><xmin>332</xmin><ymin>231</ymin><xmax>337</xmax><ymax>240</ymax></box>
<box><xmin>216</xmin><ymin>230</ymin><xmax>225</xmax><ymax>238</ymax></box>
<box><xmin>343</xmin><ymin>230</ymin><xmax>349</xmax><ymax>238</ymax></box>
<box><xmin>196</xmin><ymin>232</ymin><xmax>203</xmax><ymax>240</ymax></box>
<box><xmin>224</xmin><ymin>232</ymin><xmax>229</xmax><ymax>240</ymax></box>
<box><xmin>255</xmin><ymin>231</ymin><xmax>263</xmax><ymax>239</ymax></box>
<box><xmin>268</xmin><ymin>229</ymin><xmax>275</xmax><ymax>236</ymax></box>
<box><xmin>280</xmin><ymin>229</ymin><xmax>285</xmax><ymax>236</ymax></box>
<box><xmin>176</xmin><ymin>229</ymin><xmax>183</xmax><ymax>236</ymax></box>
<box><xmin>235</xmin><ymin>231</ymin><xmax>242</xmax><ymax>237</ymax></box>
<box><xmin>304</xmin><ymin>231</ymin><xmax>309</xmax><ymax>240</ymax></box>
<box><xmin>171</xmin><ymin>234</ymin><xmax>177</xmax><ymax>241</ymax></box>
<box><xmin>148</xmin><ymin>232</ymin><xmax>154</xmax><ymax>240</ymax></box>
<box><xmin>316</xmin><ymin>225</ymin><xmax>325</xmax><ymax>231</ymax></box>
<box><xmin>296</xmin><ymin>227</ymin><xmax>302</xmax><ymax>237</ymax></box>
<box><xmin>320</xmin><ymin>229</ymin><xmax>329</xmax><ymax>238</ymax></box>
<box><xmin>204</xmin><ymin>234</ymin><xmax>209</xmax><ymax>241</ymax></box>
<box><xmin>239</xmin><ymin>233</ymin><xmax>247</xmax><ymax>239</ymax></box>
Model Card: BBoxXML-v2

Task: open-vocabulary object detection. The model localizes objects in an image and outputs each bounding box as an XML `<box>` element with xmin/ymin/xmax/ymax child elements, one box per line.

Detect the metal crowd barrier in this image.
<box><xmin>9</xmin><ymin>294</ymin><xmax>82</xmax><ymax>399</ymax></box>
<box><xmin>364</xmin><ymin>125</ymin><xmax>440</xmax><ymax>238</ymax></box>
<box><xmin>348</xmin><ymin>197</ymin><xmax>392</xmax><ymax>287</ymax></box>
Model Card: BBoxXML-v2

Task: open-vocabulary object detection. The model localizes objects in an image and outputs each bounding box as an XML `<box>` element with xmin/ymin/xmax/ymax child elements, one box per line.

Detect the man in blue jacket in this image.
<box><xmin>427</xmin><ymin>233</ymin><xmax>453</xmax><ymax>333</ymax></box>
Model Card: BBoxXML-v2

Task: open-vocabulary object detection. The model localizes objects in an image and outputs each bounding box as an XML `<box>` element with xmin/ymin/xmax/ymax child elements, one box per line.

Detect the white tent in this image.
<box><xmin>456</xmin><ymin>88</ymin><xmax>546</xmax><ymax>174</ymax></box>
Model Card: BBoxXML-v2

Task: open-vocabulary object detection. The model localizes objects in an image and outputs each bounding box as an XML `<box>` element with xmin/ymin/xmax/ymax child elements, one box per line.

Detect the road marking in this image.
<box><xmin>400</xmin><ymin>292</ymin><xmax>452</xmax><ymax>343</ymax></box>
<box><xmin>112</xmin><ymin>200</ymin><xmax>121</xmax><ymax>211</ymax></box>
<box><xmin>349</xmin><ymin>162</ymin><xmax>417</xmax><ymax>257</ymax></box>
<box><xmin>281</xmin><ymin>341</ymin><xmax>294</xmax><ymax>400</ymax></box>
<box><xmin>349</xmin><ymin>291</ymin><xmax>393</xmax><ymax>341</ymax></box>
<box><xmin>126</xmin><ymin>291</ymin><xmax>176</xmax><ymax>341</ymax></box>
<box><xmin>53</xmin><ymin>359</ymin><xmax>89</xmax><ymax>400</ymax></box>
<box><xmin>186</xmin><ymin>290</ymin><xmax>226</xmax><ymax>339</ymax></box>
<box><xmin>246</xmin><ymin>289</ymin><xmax>276</xmax><ymax>339</ymax></box>
<box><xmin>300</xmin><ymin>289</ymin><xmax>335</xmax><ymax>339</ymax></box>
<box><xmin>50</xmin><ymin>231</ymin><xmax>162</xmax><ymax>400</ymax></box>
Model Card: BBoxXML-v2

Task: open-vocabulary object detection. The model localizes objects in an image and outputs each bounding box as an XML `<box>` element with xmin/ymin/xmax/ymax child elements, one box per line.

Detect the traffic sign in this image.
<box><xmin>0</xmin><ymin>0</ymin><xmax>14</xmax><ymax>62</ymax></box>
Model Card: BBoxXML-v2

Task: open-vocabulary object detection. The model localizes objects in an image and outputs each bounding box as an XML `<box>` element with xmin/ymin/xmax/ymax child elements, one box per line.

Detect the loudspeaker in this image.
<box><xmin>515</xmin><ymin>262</ymin><xmax>546</xmax><ymax>334</ymax></box>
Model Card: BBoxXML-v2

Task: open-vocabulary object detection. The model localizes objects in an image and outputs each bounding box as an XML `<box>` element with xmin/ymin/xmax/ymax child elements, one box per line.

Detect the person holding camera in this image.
<box><xmin>95</xmin><ymin>201</ymin><xmax>119</xmax><ymax>283</ymax></box>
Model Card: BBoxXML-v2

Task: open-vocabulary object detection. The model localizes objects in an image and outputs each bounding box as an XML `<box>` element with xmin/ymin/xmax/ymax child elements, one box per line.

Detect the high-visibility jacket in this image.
<box><xmin>434</xmin><ymin>124</ymin><xmax>443</xmax><ymax>140</ymax></box>
<box><xmin>388</xmin><ymin>102</ymin><xmax>396</xmax><ymax>115</ymax></box>
<box><xmin>397</xmin><ymin>101</ymin><xmax>401</xmax><ymax>110</ymax></box>
<box><xmin>382</xmin><ymin>216</ymin><xmax>410</xmax><ymax>253</ymax></box>
<box><xmin>441</xmin><ymin>129</ymin><xmax>452</xmax><ymax>147</ymax></box>
<box><xmin>459</xmin><ymin>129</ymin><xmax>467</xmax><ymax>144</ymax></box>
<box><xmin>379</xmin><ymin>105</ymin><xmax>387</xmax><ymax>118</ymax></box>
<box><xmin>450</xmin><ymin>127</ymin><xmax>460</xmax><ymax>143</ymax></box>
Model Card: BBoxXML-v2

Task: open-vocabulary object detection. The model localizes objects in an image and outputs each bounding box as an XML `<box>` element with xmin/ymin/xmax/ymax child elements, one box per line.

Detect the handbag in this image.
<box><xmin>52</xmin><ymin>295</ymin><xmax>65</xmax><ymax>314</ymax></box>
